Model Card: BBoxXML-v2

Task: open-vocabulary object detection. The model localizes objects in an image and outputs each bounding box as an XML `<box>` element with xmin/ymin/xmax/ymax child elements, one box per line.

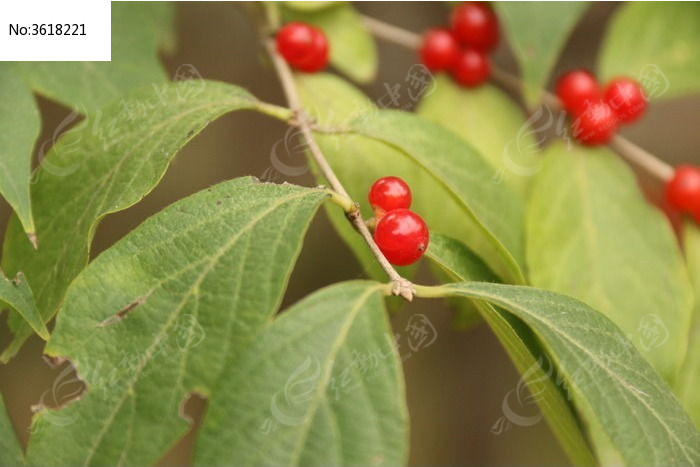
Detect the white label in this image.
<box><xmin>0</xmin><ymin>0</ymin><xmax>111</xmax><ymax>61</ymax></box>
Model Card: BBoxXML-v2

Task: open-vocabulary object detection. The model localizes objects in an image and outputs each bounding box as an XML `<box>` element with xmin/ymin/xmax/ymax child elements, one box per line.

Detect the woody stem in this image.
<box><xmin>264</xmin><ymin>38</ymin><xmax>415</xmax><ymax>301</ymax></box>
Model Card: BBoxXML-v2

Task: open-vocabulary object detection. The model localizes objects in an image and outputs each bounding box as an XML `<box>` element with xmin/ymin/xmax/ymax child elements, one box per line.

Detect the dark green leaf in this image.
<box><xmin>1</xmin><ymin>81</ymin><xmax>289</xmax><ymax>362</ymax></box>
<box><xmin>0</xmin><ymin>394</ymin><xmax>25</xmax><ymax>466</ymax></box>
<box><xmin>494</xmin><ymin>2</ymin><xmax>590</xmax><ymax>107</ymax></box>
<box><xmin>526</xmin><ymin>143</ymin><xmax>693</xmax><ymax>383</ymax></box>
<box><xmin>11</xmin><ymin>2</ymin><xmax>176</xmax><ymax>112</ymax></box>
<box><xmin>196</xmin><ymin>281</ymin><xmax>407</xmax><ymax>466</ymax></box>
<box><xmin>435</xmin><ymin>282</ymin><xmax>700</xmax><ymax>466</ymax></box>
<box><xmin>282</xmin><ymin>3</ymin><xmax>378</xmax><ymax>83</ymax></box>
<box><xmin>598</xmin><ymin>2</ymin><xmax>700</xmax><ymax>100</ymax></box>
<box><xmin>0</xmin><ymin>66</ymin><xmax>39</xmax><ymax>237</ymax></box>
<box><xmin>26</xmin><ymin>178</ymin><xmax>329</xmax><ymax>466</ymax></box>
<box><xmin>426</xmin><ymin>235</ymin><xmax>596</xmax><ymax>466</ymax></box>
<box><xmin>0</xmin><ymin>271</ymin><xmax>49</xmax><ymax>340</ymax></box>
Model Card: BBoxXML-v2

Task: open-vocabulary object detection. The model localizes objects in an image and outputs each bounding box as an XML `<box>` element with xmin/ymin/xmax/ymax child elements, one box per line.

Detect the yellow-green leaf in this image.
<box><xmin>598</xmin><ymin>2</ymin><xmax>700</xmax><ymax>100</ymax></box>
<box><xmin>677</xmin><ymin>222</ymin><xmax>700</xmax><ymax>427</ymax></box>
<box><xmin>526</xmin><ymin>143</ymin><xmax>693</xmax><ymax>383</ymax></box>
<box><xmin>418</xmin><ymin>76</ymin><xmax>540</xmax><ymax>196</ymax></box>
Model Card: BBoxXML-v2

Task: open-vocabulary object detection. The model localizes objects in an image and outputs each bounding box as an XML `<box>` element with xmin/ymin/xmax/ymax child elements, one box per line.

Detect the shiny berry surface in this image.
<box><xmin>452</xmin><ymin>48</ymin><xmax>491</xmax><ymax>87</ymax></box>
<box><xmin>571</xmin><ymin>101</ymin><xmax>617</xmax><ymax>146</ymax></box>
<box><xmin>369</xmin><ymin>176</ymin><xmax>412</xmax><ymax>216</ymax></box>
<box><xmin>556</xmin><ymin>70</ymin><xmax>600</xmax><ymax>116</ymax></box>
<box><xmin>450</xmin><ymin>2</ymin><xmax>499</xmax><ymax>51</ymax></box>
<box><xmin>276</xmin><ymin>22</ymin><xmax>328</xmax><ymax>72</ymax></box>
<box><xmin>604</xmin><ymin>78</ymin><xmax>647</xmax><ymax>124</ymax></box>
<box><xmin>374</xmin><ymin>209</ymin><xmax>429</xmax><ymax>266</ymax></box>
<box><xmin>666</xmin><ymin>165</ymin><xmax>700</xmax><ymax>221</ymax></box>
<box><xmin>420</xmin><ymin>28</ymin><xmax>460</xmax><ymax>71</ymax></box>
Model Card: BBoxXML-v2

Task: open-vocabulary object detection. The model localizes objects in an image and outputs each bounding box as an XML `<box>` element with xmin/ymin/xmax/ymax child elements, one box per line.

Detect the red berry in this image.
<box><xmin>556</xmin><ymin>70</ymin><xmax>600</xmax><ymax>116</ymax></box>
<box><xmin>450</xmin><ymin>2</ymin><xmax>499</xmax><ymax>51</ymax></box>
<box><xmin>666</xmin><ymin>165</ymin><xmax>700</xmax><ymax>221</ymax></box>
<box><xmin>420</xmin><ymin>28</ymin><xmax>460</xmax><ymax>71</ymax></box>
<box><xmin>374</xmin><ymin>209</ymin><xmax>429</xmax><ymax>266</ymax></box>
<box><xmin>294</xmin><ymin>29</ymin><xmax>329</xmax><ymax>72</ymax></box>
<box><xmin>571</xmin><ymin>101</ymin><xmax>618</xmax><ymax>145</ymax></box>
<box><xmin>452</xmin><ymin>48</ymin><xmax>491</xmax><ymax>87</ymax></box>
<box><xmin>604</xmin><ymin>78</ymin><xmax>647</xmax><ymax>124</ymax></box>
<box><xmin>369</xmin><ymin>176</ymin><xmax>412</xmax><ymax>217</ymax></box>
<box><xmin>276</xmin><ymin>22</ymin><xmax>328</xmax><ymax>72</ymax></box>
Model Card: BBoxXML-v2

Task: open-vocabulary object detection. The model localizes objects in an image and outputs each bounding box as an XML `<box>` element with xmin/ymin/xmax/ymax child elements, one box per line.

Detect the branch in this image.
<box><xmin>360</xmin><ymin>14</ymin><xmax>421</xmax><ymax>49</ymax></box>
<box><xmin>361</xmin><ymin>14</ymin><xmax>675</xmax><ymax>183</ymax></box>
<box><xmin>264</xmin><ymin>39</ymin><xmax>415</xmax><ymax>300</ymax></box>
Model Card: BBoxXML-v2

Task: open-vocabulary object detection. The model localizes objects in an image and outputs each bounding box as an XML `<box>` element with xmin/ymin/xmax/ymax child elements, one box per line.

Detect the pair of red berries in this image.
<box><xmin>667</xmin><ymin>166</ymin><xmax>700</xmax><ymax>223</ymax></box>
<box><xmin>369</xmin><ymin>177</ymin><xmax>430</xmax><ymax>266</ymax></box>
<box><xmin>276</xmin><ymin>22</ymin><xmax>329</xmax><ymax>72</ymax></box>
<box><xmin>420</xmin><ymin>2</ymin><xmax>499</xmax><ymax>87</ymax></box>
<box><xmin>556</xmin><ymin>70</ymin><xmax>647</xmax><ymax>145</ymax></box>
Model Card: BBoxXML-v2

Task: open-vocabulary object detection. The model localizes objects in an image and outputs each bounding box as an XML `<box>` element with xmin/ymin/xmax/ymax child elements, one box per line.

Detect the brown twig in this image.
<box><xmin>360</xmin><ymin>14</ymin><xmax>676</xmax><ymax>183</ymax></box>
<box><xmin>264</xmin><ymin>39</ymin><xmax>415</xmax><ymax>300</ymax></box>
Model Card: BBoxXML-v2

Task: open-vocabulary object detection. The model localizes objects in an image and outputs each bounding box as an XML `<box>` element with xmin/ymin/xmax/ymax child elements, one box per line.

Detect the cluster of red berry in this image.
<box><xmin>555</xmin><ymin>71</ymin><xmax>699</xmax><ymax>221</ymax></box>
<box><xmin>419</xmin><ymin>2</ymin><xmax>499</xmax><ymax>87</ymax></box>
<box><xmin>276</xmin><ymin>22</ymin><xmax>329</xmax><ymax>72</ymax></box>
<box><xmin>556</xmin><ymin>70</ymin><xmax>647</xmax><ymax>145</ymax></box>
<box><xmin>369</xmin><ymin>177</ymin><xmax>430</xmax><ymax>266</ymax></box>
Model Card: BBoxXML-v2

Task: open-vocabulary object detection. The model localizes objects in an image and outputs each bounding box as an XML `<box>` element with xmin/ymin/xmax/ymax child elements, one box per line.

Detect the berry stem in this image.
<box><xmin>608</xmin><ymin>135</ymin><xmax>674</xmax><ymax>182</ymax></box>
<box><xmin>360</xmin><ymin>14</ymin><xmax>675</xmax><ymax>183</ymax></box>
<box><xmin>360</xmin><ymin>14</ymin><xmax>421</xmax><ymax>49</ymax></box>
<box><xmin>264</xmin><ymin>39</ymin><xmax>416</xmax><ymax>301</ymax></box>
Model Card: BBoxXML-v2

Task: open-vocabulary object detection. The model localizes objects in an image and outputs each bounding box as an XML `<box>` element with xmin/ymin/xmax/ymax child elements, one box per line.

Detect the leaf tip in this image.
<box><xmin>27</xmin><ymin>232</ymin><xmax>38</xmax><ymax>250</ymax></box>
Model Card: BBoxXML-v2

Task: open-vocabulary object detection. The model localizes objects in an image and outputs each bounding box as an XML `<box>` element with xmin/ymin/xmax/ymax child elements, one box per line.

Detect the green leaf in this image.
<box><xmin>494</xmin><ymin>2</ymin><xmax>590</xmax><ymax>107</ymax></box>
<box><xmin>0</xmin><ymin>394</ymin><xmax>25</xmax><ymax>466</ymax></box>
<box><xmin>525</xmin><ymin>143</ymin><xmax>693</xmax><ymax>383</ymax></box>
<box><xmin>282</xmin><ymin>3</ymin><xmax>378</xmax><ymax>83</ymax></box>
<box><xmin>598</xmin><ymin>2</ymin><xmax>700</xmax><ymax>100</ymax></box>
<box><xmin>11</xmin><ymin>2</ymin><xmax>176</xmax><ymax>112</ymax></box>
<box><xmin>196</xmin><ymin>281</ymin><xmax>407</xmax><ymax>466</ymax></box>
<box><xmin>0</xmin><ymin>67</ymin><xmax>39</xmax><ymax>238</ymax></box>
<box><xmin>0</xmin><ymin>271</ymin><xmax>49</xmax><ymax>341</ymax></box>
<box><xmin>426</xmin><ymin>234</ymin><xmax>596</xmax><ymax>466</ymax></box>
<box><xmin>1</xmin><ymin>80</ymin><xmax>288</xmax><ymax>362</ymax></box>
<box><xmin>296</xmin><ymin>74</ymin><xmax>526</xmax><ymax>284</ymax></box>
<box><xmin>296</xmin><ymin>73</ymin><xmax>409</xmax><ymax>281</ymax></box>
<box><xmin>417</xmin><ymin>76</ymin><xmax>540</xmax><ymax>196</ymax></box>
<box><xmin>677</xmin><ymin>222</ymin><xmax>700</xmax><ymax>427</ymax></box>
<box><xmin>285</xmin><ymin>1</ymin><xmax>338</xmax><ymax>12</ymax></box>
<box><xmin>26</xmin><ymin>178</ymin><xmax>330</xmax><ymax>466</ymax></box>
<box><xmin>433</xmin><ymin>282</ymin><xmax>700</xmax><ymax>466</ymax></box>
<box><xmin>351</xmin><ymin>110</ymin><xmax>526</xmax><ymax>284</ymax></box>
<box><xmin>148</xmin><ymin>1</ymin><xmax>178</xmax><ymax>55</ymax></box>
